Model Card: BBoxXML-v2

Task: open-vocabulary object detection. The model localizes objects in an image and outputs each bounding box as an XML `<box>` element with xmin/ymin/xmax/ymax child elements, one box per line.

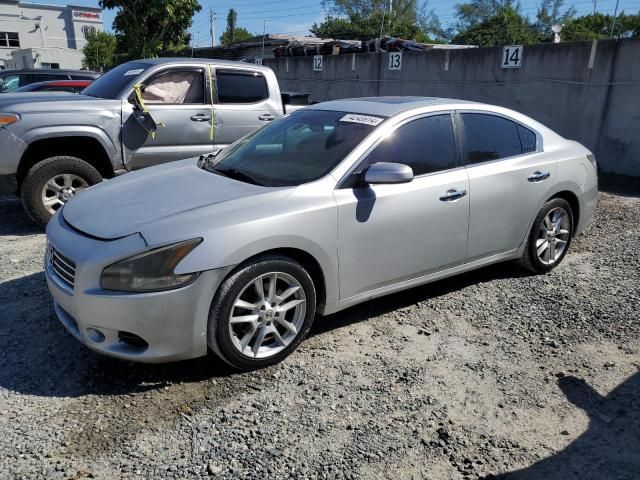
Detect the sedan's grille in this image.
<box><xmin>47</xmin><ymin>243</ymin><xmax>76</xmax><ymax>291</ymax></box>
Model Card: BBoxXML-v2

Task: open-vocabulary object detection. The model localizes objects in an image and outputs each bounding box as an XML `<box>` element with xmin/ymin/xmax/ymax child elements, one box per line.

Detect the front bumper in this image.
<box><xmin>45</xmin><ymin>212</ymin><xmax>229</xmax><ymax>363</ymax></box>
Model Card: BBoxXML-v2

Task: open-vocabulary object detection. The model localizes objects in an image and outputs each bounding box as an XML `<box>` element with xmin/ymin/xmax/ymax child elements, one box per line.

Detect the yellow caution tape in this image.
<box><xmin>207</xmin><ymin>64</ymin><xmax>214</xmax><ymax>142</ymax></box>
<box><xmin>132</xmin><ymin>83</ymin><xmax>165</xmax><ymax>140</ymax></box>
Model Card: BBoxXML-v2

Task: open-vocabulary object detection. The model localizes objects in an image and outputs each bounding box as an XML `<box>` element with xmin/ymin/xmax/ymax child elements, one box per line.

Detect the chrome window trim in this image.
<box><xmin>335</xmin><ymin>110</ymin><xmax>461</xmax><ymax>189</ymax></box>
<box><xmin>214</xmin><ymin>68</ymin><xmax>269</xmax><ymax>106</ymax></box>
<box><xmin>456</xmin><ymin>109</ymin><xmax>544</xmax><ymax>169</ymax></box>
<box><xmin>122</xmin><ymin>63</ymin><xmax>209</xmax><ymax>106</ymax></box>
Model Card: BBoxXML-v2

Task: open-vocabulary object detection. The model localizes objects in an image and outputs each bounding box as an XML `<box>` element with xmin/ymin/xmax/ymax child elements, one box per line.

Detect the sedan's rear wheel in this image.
<box><xmin>208</xmin><ymin>255</ymin><xmax>316</xmax><ymax>370</ymax></box>
<box><xmin>520</xmin><ymin>198</ymin><xmax>573</xmax><ymax>273</ymax></box>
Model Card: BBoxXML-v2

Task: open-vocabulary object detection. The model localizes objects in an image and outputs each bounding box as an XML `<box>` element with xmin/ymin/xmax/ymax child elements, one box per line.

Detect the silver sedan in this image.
<box><xmin>45</xmin><ymin>97</ymin><xmax>597</xmax><ymax>370</ymax></box>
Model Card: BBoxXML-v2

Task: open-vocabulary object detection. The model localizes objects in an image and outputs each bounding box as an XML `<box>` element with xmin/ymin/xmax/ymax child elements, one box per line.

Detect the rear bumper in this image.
<box><xmin>0</xmin><ymin>173</ymin><xmax>17</xmax><ymax>195</ymax></box>
<box><xmin>45</xmin><ymin>211</ymin><xmax>229</xmax><ymax>363</ymax></box>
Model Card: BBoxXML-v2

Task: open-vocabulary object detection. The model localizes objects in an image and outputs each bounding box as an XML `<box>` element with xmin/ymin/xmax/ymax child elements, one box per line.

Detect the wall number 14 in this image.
<box><xmin>502</xmin><ymin>45</ymin><xmax>523</xmax><ymax>68</ymax></box>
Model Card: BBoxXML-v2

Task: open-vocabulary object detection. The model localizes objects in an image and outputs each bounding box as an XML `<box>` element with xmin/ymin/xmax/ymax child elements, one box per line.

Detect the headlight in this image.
<box><xmin>587</xmin><ymin>153</ymin><xmax>597</xmax><ymax>170</ymax></box>
<box><xmin>0</xmin><ymin>113</ymin><xmax>19</xmax><ymax>127</ymax></box>
<box><xmin>101</xmin><ymin>238</ymin><xmax>202</xmax><ymax>292</ymax></box>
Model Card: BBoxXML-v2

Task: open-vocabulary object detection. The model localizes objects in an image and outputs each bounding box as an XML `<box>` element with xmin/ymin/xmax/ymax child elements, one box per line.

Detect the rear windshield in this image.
<box><xmin>82</xmin><ymin>62</ymin><xmax>150</xmax><ymax>99</ymax></box>
<box><xmin>206</xmin><ymin>109</ymin><xmax>384</xmax><ymax>187</ymax></box>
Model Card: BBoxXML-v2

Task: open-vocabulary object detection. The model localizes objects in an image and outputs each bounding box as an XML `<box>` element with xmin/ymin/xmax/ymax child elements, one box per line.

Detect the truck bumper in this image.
<box><xmin>0</xmin><ymin>173</ymin><xmax>17</xmax><ymax>195</ymax></box>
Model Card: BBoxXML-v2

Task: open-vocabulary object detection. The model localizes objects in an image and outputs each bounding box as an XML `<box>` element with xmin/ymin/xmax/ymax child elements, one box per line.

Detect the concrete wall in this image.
<box><xmin>265</xmin><ymin>39</ymin><xmax>640</xmax><ymax>177</ymax></box>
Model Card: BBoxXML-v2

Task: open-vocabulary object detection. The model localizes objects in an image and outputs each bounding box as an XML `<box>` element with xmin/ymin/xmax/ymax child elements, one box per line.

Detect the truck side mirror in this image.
<box><xmin>132</xmin><ymin>105</ymin><xmax>157</xmax><ymax>134</ymax></box>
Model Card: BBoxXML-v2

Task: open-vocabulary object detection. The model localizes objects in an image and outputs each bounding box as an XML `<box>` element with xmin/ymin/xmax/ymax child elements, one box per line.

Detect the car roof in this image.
<box><xmin>309</xmin><ymin>96</ymin><xmax>478</xmax><ymax>117</ymax></box>
<box><xmin>32</xmin><ymin>80</ymin><xmax>93</xmax><ymax>86</ymax></box>
<box><xmin>134</xmin><ymin>57</ymin><xmax>274</xmax><ymax>73</ymax></box>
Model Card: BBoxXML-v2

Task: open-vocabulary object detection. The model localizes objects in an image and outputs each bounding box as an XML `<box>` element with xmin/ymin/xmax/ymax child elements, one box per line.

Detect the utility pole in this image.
<box><xmin>609</xmin><ymin>0</ymin><xmax>620</xmax><ymax>38</ymax></box>
<box><xmin>261</xmin><ymin>20</ymin><xmax>266</xmax><ymax>60</ymax></box>
<box><xmin>210</xmin><ymin>7</ymin><xmax>216</xmax><ymax>47</ymax></box>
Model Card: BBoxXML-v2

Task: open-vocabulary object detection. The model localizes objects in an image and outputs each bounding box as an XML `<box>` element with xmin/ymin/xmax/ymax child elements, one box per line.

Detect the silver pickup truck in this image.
<box><xmin>0</xmin><ymin>58</ymin><xmax>303</xmax><ymax>226</ymax></box>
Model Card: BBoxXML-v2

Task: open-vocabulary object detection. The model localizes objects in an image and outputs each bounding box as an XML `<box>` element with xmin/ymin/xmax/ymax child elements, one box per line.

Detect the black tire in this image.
<box><xmin>21</xmin><ymin>156</ymin><xmax>103</xmax><ymax>228</ymax></box>
<box><xmin>519</xmin><ymin>198</ymin><xmax>574</xmax><ymax>274</ymax></box>
<box><xmin>208</xmin><ymin>255</ymin><xmax>317</xmax><ymax>371</ymax></box>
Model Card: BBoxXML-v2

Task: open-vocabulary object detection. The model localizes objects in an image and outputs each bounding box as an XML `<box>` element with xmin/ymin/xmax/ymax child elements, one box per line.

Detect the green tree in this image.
<box><xmin>83</xmin><ymin>31</ymin><xmax>117</xmax><ymax>70</ymax></box>
<box><xmin>561</xmin><ymin>12</ymin><xmax>640</xmax><ymax>41</ymax></box>
<box><xmin>452</xmin><ymin>6</ymin><xmax>537</xmax><ymax>46</ymax></box>
<box><xmin>219</xmin><ymin>9</ymin><xmax>254</xmax><ymax>44</ymax></box>
<box><xmin>220</xmin><ymin>27</ymin><xmax>254</xmax><ymax>45</ymax></box>
<box><xmin>533</xmin><ymin>0</ymin><xmax>576</xmax><ymax>41</ymax></box>
<box><xmin>99</xmin><ymin>0</ymin><xmax>201</xmax><ymax>59</ymax></box>
<box><xmin>453</xmin><ymin>0</ymin><xmax>522</xmax><ymax>30</ymax></box>
<box><xmin>311</xmin><ymin>0</ymin><xmax>433</xmax><ymax>40</ymax></box>
<box><xmin>311</xmin><ymin>12</ymin><xmax>430</xmax><ymax>40</ymax></box>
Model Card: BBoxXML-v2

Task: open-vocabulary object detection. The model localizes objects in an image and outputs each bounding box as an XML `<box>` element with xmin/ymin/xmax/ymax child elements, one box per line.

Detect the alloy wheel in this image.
<box><xmin>41</xmin><ymin>173</ymin><xmax>88</xmax><ymax>215</ymax></box>
<box><xmin>228</xmin><ymin>272</ymin><xmax>307</xmax><ymax>359</ymax></box>
<box><xmin>536</xmin><ymin>207</ymin><xmax>571</xmax><ymax>265</ymax></box>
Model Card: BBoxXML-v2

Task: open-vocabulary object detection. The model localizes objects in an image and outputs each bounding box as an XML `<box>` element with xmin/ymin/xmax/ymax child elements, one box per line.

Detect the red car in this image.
<box><xmin>12</xmin><ymin>79</ymin><xmax>94</xmax><ymax>94</ymax></box>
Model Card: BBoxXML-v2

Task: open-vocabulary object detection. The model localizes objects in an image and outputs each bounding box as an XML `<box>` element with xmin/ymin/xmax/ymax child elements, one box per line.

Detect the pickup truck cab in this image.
<box><xmin>0</xmin><ymin>58</ymin><xmax>302</xmax><ymax>226</ymax></box>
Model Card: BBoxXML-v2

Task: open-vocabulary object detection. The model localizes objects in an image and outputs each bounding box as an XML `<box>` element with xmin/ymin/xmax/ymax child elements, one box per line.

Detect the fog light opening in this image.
<box><xmin>117</xmin><ymin>331</ymin><xmax>149</xmax><ymax>349</ymax></box>
<box><xmin>86</xmin><ymin>327</ymin><xmax>105</xmax><ymax>343</ymax></box>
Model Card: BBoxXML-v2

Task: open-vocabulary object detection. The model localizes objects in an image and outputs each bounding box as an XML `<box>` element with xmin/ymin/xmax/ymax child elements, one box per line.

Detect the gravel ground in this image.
<box><xmin>0</xmin><ymin>186</ymin><xmax>639</xmax><ymax>480</ymax></box>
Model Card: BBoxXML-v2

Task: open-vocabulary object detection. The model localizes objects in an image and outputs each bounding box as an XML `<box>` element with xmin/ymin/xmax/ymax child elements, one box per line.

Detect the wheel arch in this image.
<box><xmin>227</xmin><ymin>247</ymin><xmax>328</xmax><ymax>311</ymax></box>
<box><xmin>17</xmin><ymin>135</ymin><xmax>116</xmax><ymax>188</ymax></box>
<box><xmin>548</xmin><ymin>190</ymin><xmax>580</xmax><ymax>236</ymax></box>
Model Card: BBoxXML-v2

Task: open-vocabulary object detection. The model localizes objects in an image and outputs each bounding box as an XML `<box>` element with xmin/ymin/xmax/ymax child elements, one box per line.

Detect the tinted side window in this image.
<box><xmin>216</xmin><ymin>70</ymin><xmax>268</xmax><ymax>104</ymax></box>
<box><xmin>462</xmin><ymin>113</ymin><xmax>522</xmax><ymax>164</ymax></box>
<box><xmin>71</xmin><ymin>74</ymin><xmax>97</xmax><ymax>80</ymax></box>
<box><xmin>362</xmin><ymin>114</ymin><xmax>457</xmax><ymax>176</ymax></box>
<box><xmin>518</xmin><ymin>124</ymin><xmax>537</xmax><ymax>153</ymax></box>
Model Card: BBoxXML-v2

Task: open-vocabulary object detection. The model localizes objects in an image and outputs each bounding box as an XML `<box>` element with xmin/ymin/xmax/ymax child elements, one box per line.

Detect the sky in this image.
<box><xmin>26</xmin><ymin>0</ymin><xmax>640</xmax><ymax>47</ymax></box>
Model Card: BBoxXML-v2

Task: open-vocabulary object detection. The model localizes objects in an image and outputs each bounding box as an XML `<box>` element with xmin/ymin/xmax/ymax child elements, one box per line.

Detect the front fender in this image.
<box><xmin>20</xmin><ymin>125</ymin><xmax>122</xmax><ymax>169</ymax></box>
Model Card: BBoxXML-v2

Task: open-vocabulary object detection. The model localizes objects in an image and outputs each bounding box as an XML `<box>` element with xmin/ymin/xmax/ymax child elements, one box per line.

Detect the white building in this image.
<box><xmin>0</xmin><ymin>0</ymin><xmax>103</xmax><ymax>69</ymax></box>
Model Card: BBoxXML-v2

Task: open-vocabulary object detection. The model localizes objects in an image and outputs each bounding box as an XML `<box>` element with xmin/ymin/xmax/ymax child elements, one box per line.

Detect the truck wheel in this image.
<box><xmin>21</xmin><ymin>156</ymin><xmax>103</xmax><ymax>228</ymax></box>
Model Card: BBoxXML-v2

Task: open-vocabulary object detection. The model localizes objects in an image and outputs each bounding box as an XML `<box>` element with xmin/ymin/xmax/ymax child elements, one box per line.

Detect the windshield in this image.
<box><xmin>82</xmin><ymin>62</ymin><xmax>150</xmax><ymax>99</ymax></box>
<box><xmin>206</xmin><ymin>109</ymin><xmax>384</xmax><ymax>187</ymax></box>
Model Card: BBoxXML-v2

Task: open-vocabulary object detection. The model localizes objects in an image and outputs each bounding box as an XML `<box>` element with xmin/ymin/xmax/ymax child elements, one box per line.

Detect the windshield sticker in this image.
<box><xmin>124</xmin><ymin>69</ymin><xmax>144</xmax><ymax>76</ymax></box>
<box><xmin>339</xmin><ymin>114</ymin><xmax>384</xmax><ymax>126</ymax></box>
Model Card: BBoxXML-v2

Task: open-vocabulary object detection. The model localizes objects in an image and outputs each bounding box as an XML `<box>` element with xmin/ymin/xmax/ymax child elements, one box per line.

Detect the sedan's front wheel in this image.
<box><xmin>208</xmin><ymin>255</ymin><xmax>317</xmax><ymax>370</ymax></box>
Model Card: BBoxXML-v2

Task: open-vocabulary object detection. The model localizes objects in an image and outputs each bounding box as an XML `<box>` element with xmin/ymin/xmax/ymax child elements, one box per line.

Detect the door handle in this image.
<box><xmin>527</xmin><ymin>171</ymin><xmax>550</xmax><ymax>182</ymax></box>
<box><xmin>190</xmin><ymin>114</ymin><xmax>211</xmax><ymax>122</ymax></box>
<box><xmin>439</xmin><ymin>188</ymin><xmax>467</xmax><ymax>202</ymax></box>
<box><xmin>258</xmin><ymin>113</ymin><xmax>276</xmax><ymax>121</ymax></box>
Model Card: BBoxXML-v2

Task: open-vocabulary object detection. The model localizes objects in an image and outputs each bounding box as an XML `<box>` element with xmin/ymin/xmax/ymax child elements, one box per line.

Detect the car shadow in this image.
<box><xmin>0</xmin><ymin>195</ymin><xmax>41</xmax><ymax>236</ymax></box>
<box><xmin>0</xmin><ymin>272</ymin><xmax>237</xmax><ymax>399</ymax></box>
<box><xmin>310</xmin><ymin>261</ymin><xmax>529</xmax><ymax>338</ymax></box>
<box><xmin>487</xmin><ymin>372</ymin><xmax>640</xmax><ymax>479</ymax></box>
<box><xmin>0</xmin><ymin>262</ymin><xmax>529</xmax><ymax>399</ymax></box>
<box><xmin>598</xmin><ymin>173</ymin><xmax>640</xmax><ymax>198</ymax></box>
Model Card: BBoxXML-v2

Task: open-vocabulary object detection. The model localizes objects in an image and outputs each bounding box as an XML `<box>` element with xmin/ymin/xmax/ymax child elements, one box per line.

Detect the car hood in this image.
<box><xmin>0</xmin><ymin>93</ymin><xmax>120</xmax><ymax>113</ymax></box>
<box><xmin>62</xmin><ymin>158</ymin><xmax>291</xmax><ymax>241</ymax></box>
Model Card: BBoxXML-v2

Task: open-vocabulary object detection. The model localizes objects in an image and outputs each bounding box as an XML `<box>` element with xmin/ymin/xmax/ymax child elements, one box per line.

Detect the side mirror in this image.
<box><xmin>364</xmin><ymin>162</ymin><xmax>413</xmax><ymax>185</ymax></box>
<box><xmin>132</xmin><ymin>106</ymin><xmax>157</xmax><ymax>134</ymax></box>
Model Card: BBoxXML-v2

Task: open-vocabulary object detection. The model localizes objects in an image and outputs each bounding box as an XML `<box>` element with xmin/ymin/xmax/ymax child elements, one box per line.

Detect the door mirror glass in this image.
<box><xmin>132</xmin><ymin>106</ymin><xmax>157</xmax><ymax>134</ymax></box>
<box><xmin>364</xmin><ymin>162</ymin><xmax>413</xmax><ymax>185</ymax></box>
